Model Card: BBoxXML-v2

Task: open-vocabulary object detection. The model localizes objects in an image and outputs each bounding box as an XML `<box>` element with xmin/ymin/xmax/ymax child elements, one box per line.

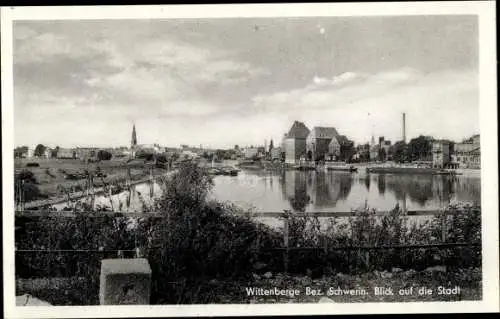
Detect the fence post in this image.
<box><xmin>20</xmin><ymin>180</ymin><xmax>25</xmax><ymax>211</ymax></box>
<box><xmin>99</xmin><ymin>258</ymin><xmax>151</xmax><ymax>305</ymax></box>
<box><xmin>283</xmin><ymin>211</ymin><xmax>290</xmax><ymax>274</ymax></box>
<box><xmin>364</xmin><ymin>250</ymin><xmax>370</xmax><ymax>269</ymax></box>
<box><xmin>149</xmin><ymin>167</ymin><xmax>154</xmax><ymax>198</ymax></box>
<box><xmin>441</xmin><ymin>211</ymin><xmax>447</xmax><ymax>243</ymax></box>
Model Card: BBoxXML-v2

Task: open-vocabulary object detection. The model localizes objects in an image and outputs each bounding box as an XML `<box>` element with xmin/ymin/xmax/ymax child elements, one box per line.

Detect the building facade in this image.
<box><xmin>76</xmin><ymin>147</ymin><xmax>97</xmax><ymax>161</ymax></box>
<box><xmin>270</xmin><ymin>147</ymin><xmax>283</xmax><ymax>161</ymax></box>
<box><xmin>432</xmin><ymin>140</ymin><xmax>451</xmax><ymax>168</ymax></box>
<box><xmin>452</xmin><ymin>134</ymin><xmax>480</xmax><ymax>168</ymax></box>
<box><xmin>328</xmin><ymin>137</ymin><xmax>341</xmax><ymax>160</ymax></box>
<box><xmin>370</xmin><ymin>144</ymin><xmax>380</xmax><ymax>162</ymax></box>
<box><xmin>243</xmin><ymin>147</ymin><xmax>259</xmax><ymax>159</ymax></box>
<box><xmin>56</xmin><ymin>148</ymin><xmax>75</xmax><ymax>159</ymax></box>
<box><xmin>306</xmin><ymin>127</ymin><xmax>340</xmax><ymax>162</ymax></box>
<box><xmin>284</xmin><ymin>121</ymin><xmax>310</xmax><ymax>164</ymax></box>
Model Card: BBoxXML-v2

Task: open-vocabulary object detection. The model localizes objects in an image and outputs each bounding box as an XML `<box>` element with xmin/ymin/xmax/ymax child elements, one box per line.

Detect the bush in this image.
<box><xmin>156</xmin><ymin>154</ymin><xmax>168</xmax><ymax>163</ymax></box>
<box><xmin>136</xmin><ymin>150</ymin><xmax>154</xmax><ymax>161</ymax></box>
<box><xmin>97</xmin><ymin>150</ymin><xmax>112</xmax><ymax>161</ymax></box>
<box><xmin>26</xmin><ymin>162</ymin><xmax>40</xmax><ymax>167</ymax></box>
<box><xmin>15</xmin><ymin>169</ymin><xmax>45</xmax><ymax>202</ymax></box>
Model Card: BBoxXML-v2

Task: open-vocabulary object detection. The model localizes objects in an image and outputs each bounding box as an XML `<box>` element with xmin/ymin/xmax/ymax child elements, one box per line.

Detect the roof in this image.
<box><xmin>286</xmin><ymin>121</ymin><xmax>310</xmax><ymax>139</ymax></box>
<box><xmin>337</xmin><ymin>135</ymin><xmax>349</xmax><ymax>144</ymax></box>
<box><xmin>433</xmin><ymin>139</ymin><xmax>451</xmax><ymax>144</ymax></box>
<box><xmin>308</xmin><ymin>126</ymin><xmax>339</xmax><ymax>139</ymax></box>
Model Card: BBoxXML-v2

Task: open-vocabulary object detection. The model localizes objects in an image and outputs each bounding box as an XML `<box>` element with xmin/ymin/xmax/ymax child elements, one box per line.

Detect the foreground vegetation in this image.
<box><xmin>15</xmin><ymin>163</ymin><xmax>481</xmax><ymax>304</ymax></box>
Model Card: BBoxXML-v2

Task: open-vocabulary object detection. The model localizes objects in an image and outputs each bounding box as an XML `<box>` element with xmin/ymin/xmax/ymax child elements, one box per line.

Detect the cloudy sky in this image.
<box><xmin>13</xmin><ymin>15</ymin><xmax>478</xmax><ymax>149</ymax></box>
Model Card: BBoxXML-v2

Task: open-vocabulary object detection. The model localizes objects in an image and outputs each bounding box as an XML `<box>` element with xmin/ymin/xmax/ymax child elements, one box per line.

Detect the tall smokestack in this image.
<box><xmin>402</xmin><ymin>113</ymin><xmax>406</xmax><ymax>143</ymax></box>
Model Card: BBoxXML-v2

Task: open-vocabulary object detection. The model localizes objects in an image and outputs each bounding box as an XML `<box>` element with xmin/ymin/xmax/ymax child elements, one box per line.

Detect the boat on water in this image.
<box><xmin>237</xmin><ymin>159</ymin><xmax>263</xmax><ymax>170</ymax></box>
<box><xmin>324</xmin><ymin>163</ymin><xmax>358</xmax><ymax>172</ymax></box>
<box><xmin>221</xmin><ymin>167</ymin><xmax>239</xmax><ymax>176</ymax></box>
<box><xmin>366</xmin><ymin>165</ymin><xmax>461</xmax><ymax>175</ymax></box>
<box><xmin>207</xmin><ymin>159</ymin><xmax>239</xmax><ymax>176</ymax></box>
<box><xmin>292</xmin><ymin>161</ymin><xmax>316</xmax><ymax>171</ymax></box>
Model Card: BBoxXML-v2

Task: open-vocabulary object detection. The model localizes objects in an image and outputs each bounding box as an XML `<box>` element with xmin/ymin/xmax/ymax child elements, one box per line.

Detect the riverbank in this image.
<box><xmin>15</xmin><ymin>157</ymin><xmax>170</xmax><ymax>205</ymax></box>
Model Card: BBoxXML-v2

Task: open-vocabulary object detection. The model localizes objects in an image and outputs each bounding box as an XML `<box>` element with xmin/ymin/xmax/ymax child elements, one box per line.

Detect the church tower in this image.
<box><xmin>131</xmin><ymin>124</ymin><xmax>137</xmax><ymax>147</ymax></box>
<box><xmin>130</xmin><ymin>124</ymin><xmax>138</xmax><ymax>158</ymax></box>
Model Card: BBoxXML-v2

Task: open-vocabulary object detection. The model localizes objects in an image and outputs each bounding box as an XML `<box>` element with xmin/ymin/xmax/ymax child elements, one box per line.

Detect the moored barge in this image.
<box><xmin>366</xmin><ymin>166</ymin><xmax>461</xmax><ymax>175</ymax></box>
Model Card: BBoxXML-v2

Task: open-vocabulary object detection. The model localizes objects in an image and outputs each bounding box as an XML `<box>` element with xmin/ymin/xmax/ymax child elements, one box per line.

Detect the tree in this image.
<box><xmin>408</xmin><ymin>135</ymin><xmax>433</xmax><ymax>162</ymax></box>
<box><xmin>51</xmin><ymin>146</ymin><xmax>60</xmax><ymax>158</ymax></box>
<box><xmin>136</xmin><ymin>149</ymin><xmax>154</xmax><ymax>161</ymax></box>
<box><xmin>215</xmin><ymin>149</ymin><xmax>226</xmax><ymax>161</ymax></box>
<box><xmin>97</xmin><ymin>150</ymin><xmax>112</xmax><ymax>161</ymax></box>
<box><xmin>340</xmin><ymin>140</ymin><xmax>356</xmax><ymax>162</ymax></box>
<box><xmin>391</xmin><ymin>141</ymin><xmax>408</xmax><ymax>163</ymax></box>
<box><xmin>155</xmin><ymin>154</ymin><xmax>168</xmax><ymax>163</ymax></box>
<box><xmin>377</xmin><ymin>147</ymin><xmax>387</xmax><ymax>162</ymax></box>
<box><xmin>34</xmin><ymin>144</ymin><xmax>46</xmax><ymax>157</ymax></box>
<box><xmin>14</xmin><ymin>146</ymin><xmax>29</xmax><ymax>158</ymax></box>
<box><xmin>15</xmin><ymin>169</ymin><xmax>43</xmax><ymax>202</ymax></box>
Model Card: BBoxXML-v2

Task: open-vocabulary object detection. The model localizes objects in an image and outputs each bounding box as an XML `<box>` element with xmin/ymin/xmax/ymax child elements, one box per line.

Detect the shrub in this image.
<box><xmin>156</xmin><ymin>154</ymin><xmax>168</xmax><ymax>163</ymax></box>
<box><xmin>15</xmin><ymin>169</ymin><xmax>45</xmax><ymax>202</ymax></box>
<box><xmin>136</xmin><ymin>150</ymin><xmax>154</xmax><ymax>161</ymax></box>
<box><xmin>26</xmin><ymin>162</ymin><xmax>40</xmax><ymax>167</ymax></box>
<box><xmin>97</xmin><ymin>150</ymin><xmax>112</xmax><ymax>161</ymax></box>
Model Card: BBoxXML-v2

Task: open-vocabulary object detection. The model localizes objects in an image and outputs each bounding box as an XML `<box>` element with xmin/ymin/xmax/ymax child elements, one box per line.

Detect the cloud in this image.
<box><xmin>253</xmin><ymin>67</ymin><xmax>428</xmax><ymax>112</ymax></box>
<box><xmin>251</xmin><ymin>67</ymin><xmax>478</xmax><ymax>143</ymax></box>
<box><xmin>312</xmin><ymin>71</ymin><xmax>367</xmax><ymax>87</ymax></box>
<box><xmin>12</xmin><ymin>18</ymin><xmax>478</xmax><ymax>148</ymax></box>
<box><xmin>13</xmin><ymin>22</ymin><xmax>271</xmax><ymax>125</ymax></box>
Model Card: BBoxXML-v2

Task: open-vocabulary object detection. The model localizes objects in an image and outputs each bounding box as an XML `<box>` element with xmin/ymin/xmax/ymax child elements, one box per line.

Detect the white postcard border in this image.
<box><xmin>2</xmin><ymin>2</ymin><xmax>498</xmax><ymax>318</ymax></box>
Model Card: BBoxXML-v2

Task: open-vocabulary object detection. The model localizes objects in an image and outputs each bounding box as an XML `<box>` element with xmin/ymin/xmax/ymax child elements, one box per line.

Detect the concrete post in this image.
<box><xmin>100</xmin><ymin>258</ymin><xmax>152</xmax><ymax>305</ymax></box>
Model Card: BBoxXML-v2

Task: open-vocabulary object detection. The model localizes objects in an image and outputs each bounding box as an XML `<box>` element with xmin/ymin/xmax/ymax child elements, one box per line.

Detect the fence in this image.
<box><xmin>14</xmin><ymin>206</ymin><xmax>481</xmax><ymax>304</ymax></box>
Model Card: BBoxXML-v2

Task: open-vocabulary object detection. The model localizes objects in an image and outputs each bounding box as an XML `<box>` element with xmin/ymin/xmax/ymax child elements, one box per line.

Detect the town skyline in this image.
<box><xmin>14</xmin><ymin>119</ymin><xmax>480</xmax><ymax>151</ymax></box>
<box><xmin>14</xmin><ymin>16</ymin><xmax>478</xmax><ymax>149</ymax></box>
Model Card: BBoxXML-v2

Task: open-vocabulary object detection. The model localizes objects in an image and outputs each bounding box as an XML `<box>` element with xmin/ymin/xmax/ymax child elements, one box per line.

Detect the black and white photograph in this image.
<box><xmin>2</xmin><ymin>2</ymin><xmax>498</xmax><ymax>317</ymax></box>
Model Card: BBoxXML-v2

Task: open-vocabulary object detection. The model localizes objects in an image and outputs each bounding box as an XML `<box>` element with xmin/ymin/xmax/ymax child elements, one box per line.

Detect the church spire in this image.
<box><xmin>131</xmin><ymin>124</ymin><xmax>137</xmax><ymax>147</ymax></box>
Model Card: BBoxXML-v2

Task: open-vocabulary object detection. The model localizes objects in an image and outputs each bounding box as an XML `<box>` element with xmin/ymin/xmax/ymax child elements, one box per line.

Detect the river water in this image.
<box><xmin>54</xmin><ymin>167</ymin><xmax>481</xmax><ymax>231</ymax></box>
<box><xmin>210</xmin><ymin>168</ymin><xmax>481</xmax><ymax>213</ymax></box>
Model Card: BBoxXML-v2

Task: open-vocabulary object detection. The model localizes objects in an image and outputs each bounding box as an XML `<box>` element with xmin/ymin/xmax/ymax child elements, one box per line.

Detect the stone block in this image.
<box><xmin>99</xmin><ymin>258</ymin><xmax>151</xmax><ymax>305</ymax></box>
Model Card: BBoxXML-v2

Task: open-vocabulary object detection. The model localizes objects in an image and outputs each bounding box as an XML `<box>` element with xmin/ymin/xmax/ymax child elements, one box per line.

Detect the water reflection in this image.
<box><xmin>281</xmin><ymin>170</ymin><xmax>354</xmax><ymax>211</ymax></box>
<box><xmin>53</xmin><ymin>169</ymin><xmax>481</xmax><ymax>213</ymax></box>
<box><xmin>213</xmin><ymin>169</ymin><xmax>481</xmax><ymax>212</ymax></box>
<box><xmin>371</xmin><ymin>174</ymin><xmax>473</xmax><ymax>207</ymax></box>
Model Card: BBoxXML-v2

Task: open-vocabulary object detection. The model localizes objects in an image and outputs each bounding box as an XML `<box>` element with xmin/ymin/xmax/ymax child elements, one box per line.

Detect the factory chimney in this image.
<box><xmin>402</xmin><ymin>113</ymin><xmax>406</xmax><ymax>143</ymax></box>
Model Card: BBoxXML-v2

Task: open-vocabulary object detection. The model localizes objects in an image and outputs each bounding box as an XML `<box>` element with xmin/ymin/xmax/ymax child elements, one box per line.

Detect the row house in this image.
<box><xmin>57</xmin><ymin>148</ymin><xmax>77</xmax><ymax>159</ymax></box>
<box><xmin>75</xmin><ymin>147</ymin><xmax>97</xmax><ymax>161</ymax></box>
